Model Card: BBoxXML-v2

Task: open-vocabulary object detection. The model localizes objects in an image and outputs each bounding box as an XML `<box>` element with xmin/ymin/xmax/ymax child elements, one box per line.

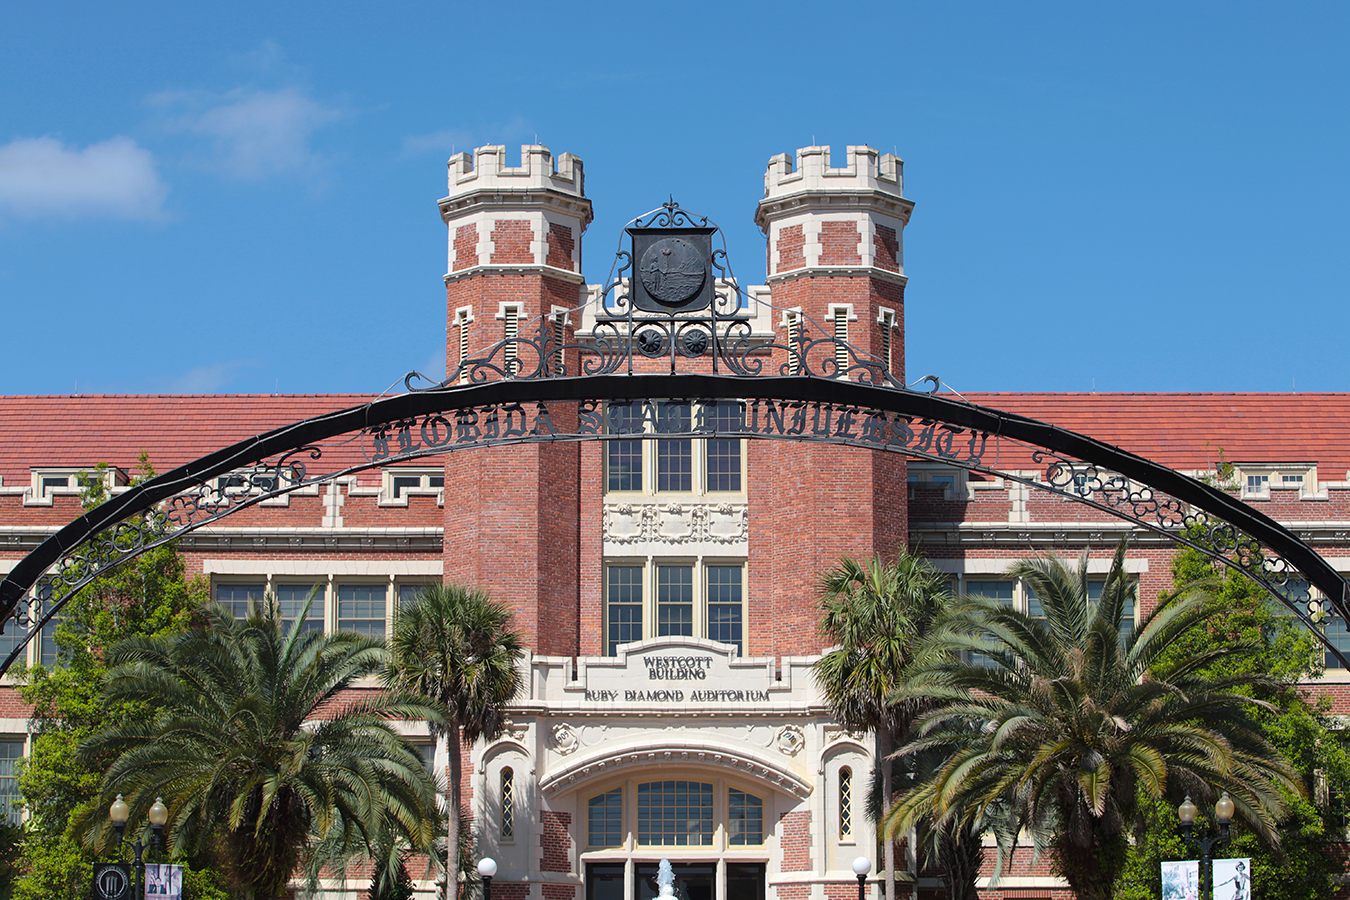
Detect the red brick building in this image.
<box><xmin>1</xmin><ymin>143</ymin><xmax>1347</xmax><ymax>899</ymax></box>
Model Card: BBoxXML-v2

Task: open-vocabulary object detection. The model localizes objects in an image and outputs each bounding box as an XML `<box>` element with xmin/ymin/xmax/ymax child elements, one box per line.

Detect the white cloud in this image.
<box><xmin>0</xmin><ymin>136</ymin><xmax>167</xmax><ymax>220</ymax></box>
<box><xmin>401</xmin><ymin>116</ymin><xmax>532</xmax><ymax>158</ymax></box>
<box><xmin>155</xmin><ymin>87</ymin><xmax>342</xmax><ymax>181</ymax></box>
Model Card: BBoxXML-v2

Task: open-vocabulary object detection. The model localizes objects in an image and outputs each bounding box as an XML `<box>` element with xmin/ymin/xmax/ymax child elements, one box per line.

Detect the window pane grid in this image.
<box><xmin>338</xmin><ymin>584</ymin><xmax>387</xmax><ymax>637</ymax></box>
<box><xmin>964</xmin><ymin>580</ymin><xmax>1013</xmax><ymax>666</ymax></box>
<box><xmin>637</xmin><ymin>781</ymin><xmax>713</xmax><ymax>846</ymax></box>
<box><xmin>706</xmin><ymin>566</ymin><xmax>743</xmax><ymax>652</ymax></box>
<box><xmin>0</xmin><ymin>741</ymin><xmax>21</xmax><ymax>825</ymax></box>
<box><xmin>275</xmin><ymin>584</ymin><xmax>325</xmax><ymax>635</ymax></box>
<box><xmin>728</xmin><ymin>789</ymin><xmax>763</xmax><ymax>845</ymax></box>
<box><xmin>588</xmin><ymin>788</ymin><xmax>623</xmax><ymax>847</ymax></box>
<box><xmin>657</xmin><ymin>566</ymin><xmax>693</xmax><ymax>638</ymax></box>
<box><xmin>1327</xmin><ymin>617</ymin><xmax>1350</xmax><ymax>669</ymax></box>
<box><xmin>607</xmin><ymin>402</ymin><xmax>644</xmax><ymax>492</ymax></box>
<box><xmin>704</xmin><ymin>402</ymin><xmax>743</xmax><ymax>492</ymax></box>
<box><xmin>657</xmin><ymin>439</ymin><xmax>693</xmax><ymax>492</ymax></box>
<box><xmin>215</xmin><ymin>583</ymin><xmax>264</xmax><ymax>620</ymax></box>
<box><xmin>607</xmin><ymin>567</ymin><xmax>644</xmax><ymax>655</ymax></box>
<box><xmin>39</xmin><ymin>584</ymin><xmax>59</xmax><ymax>667</ymax></box>
<box><xmin>398</xmin><ymin>583</ymin><xmax>428</xmax><ymax>607</ymax></box>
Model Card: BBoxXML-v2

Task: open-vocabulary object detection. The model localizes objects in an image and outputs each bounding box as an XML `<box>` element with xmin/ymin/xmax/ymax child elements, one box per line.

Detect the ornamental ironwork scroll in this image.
<box><xmin>0</xmin><ymin>201</ymin><xmax>1345</xmax><ymax>671</ymax></box>
<box><xmin>410</xmin><ymin>201</ymin><xmax>905</xmax><ymax>388</ymax></box>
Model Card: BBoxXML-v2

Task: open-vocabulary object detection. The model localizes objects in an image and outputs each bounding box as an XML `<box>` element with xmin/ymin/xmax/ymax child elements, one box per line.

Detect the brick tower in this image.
<box><xmin>437</xmin><ymin>144</ymin><xmax>592</xmax><ymax>654</ymax></box>
<box><xmin>749</xmin><ymin>145</ymin><xmax>914</xmax><ymax>657</ymax></box>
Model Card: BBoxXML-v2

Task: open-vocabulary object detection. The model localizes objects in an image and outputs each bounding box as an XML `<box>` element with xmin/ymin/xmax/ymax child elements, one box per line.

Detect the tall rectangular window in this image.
<box><xmin>588</xmin><ymin>789</ymin><xmax>623</xmax><ymax>847</ymax></box>
<box><xmin>500</xmin><ymin>768</ymin><xmax>515</xmax><ymax>841</ymax></box>
<box><xmin>38</xmin><ymin>585</ymin><xmax>59</xmax><ymax>668</ymax></box>
<box><xmin>706</xmin><ymin>566</ymin><xmax>743</xmax><ymax>653</ymax></box>
<box><xmin>0</xmin><ymin>740</ymin><xmax>21</xmax><ymax>825</ymax></box>
<box><xmin>656</xmin><ymin>403</ymin><xmax>693</xmax><ymax>493</ymax></box>
<box><xmin>1326</xmin><ymin>616</ymin><xmax>1350</xmax><ymax>670</ymax></box>
<box><xmin>728</xmin><ymin>789</ymin><xmax>763</xmax><ymax>845</ymax></box>
<box><xmin>338</xmin><ymin>584</ymin><xmax>387</xmax><ymax>637</ymax></box>
<box><xmin>965</xmin><ymin>580</ymin><xmax>1014</xmax><ymax>666</ymax></box>
<box><xmin>704</xmin><ymin>402</ymin><xmax>743</xmax><ymax>492</ymax></box>
<box><xmin>656</xmin><ymin>565</ymin><xmax>694</xmax><ymax>638</ymax></box>
<box><xmin>606</xmin><ymin>402</ymin><xmax>644</xmax><ymax>492</ymax></box>
<box><xmin>275</xmin><ymin>583</ymin><xmax>325</xmax><ymax>635</ymax></box>
<box><xmin>838</xmin><ymin>768</ymin><xmax>853</xmax><ymax>840</ymax></box>
<box><xmin>606</xmin><ymin>566</ymin><xmax>644</xmax><ymax>655</ymax></box>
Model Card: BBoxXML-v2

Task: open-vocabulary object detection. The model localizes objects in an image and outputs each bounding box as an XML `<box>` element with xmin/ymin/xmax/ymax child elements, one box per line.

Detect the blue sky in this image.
<box><xmin>2</xmin><ymin>2</ymin><xmax>1346</xmax><ymax>396</ymax></box>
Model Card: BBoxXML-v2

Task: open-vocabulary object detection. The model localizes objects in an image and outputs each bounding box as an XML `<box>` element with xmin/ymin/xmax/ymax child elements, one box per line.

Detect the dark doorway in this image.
<box><xmin>587</xmin><ymin>863</ymin><xmax>625</xmax><ymax>900</ymax></box>
<box><xmin>725</xmin><ymin>864</ymin><xmax>765</xmax><ymax>900</ymax></box>
<box><xmin>636</xmin><ymin>862</ymin><xmax>714</xmax><ymax>900</ymax></box>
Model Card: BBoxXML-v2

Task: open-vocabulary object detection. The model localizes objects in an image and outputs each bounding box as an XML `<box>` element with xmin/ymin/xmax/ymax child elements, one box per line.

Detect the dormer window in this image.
<box><xmin>28</xmin><ymin>467</ymin><xmax>120</xmax><ymax>505</ymax></box>
<box><xmin>1237</xmin><ymin>464</ymin><xmax>1315</xmax><ymax>499</ymax></box>
<box><xmin>907</xmin><ymin>467</ymin><xmax>960</xmax><ymax>497</ymax></box>
<box><xmin>382</xmin><ymin>468</ymin><xmax>445</xmax><ymax>504</ymax></box>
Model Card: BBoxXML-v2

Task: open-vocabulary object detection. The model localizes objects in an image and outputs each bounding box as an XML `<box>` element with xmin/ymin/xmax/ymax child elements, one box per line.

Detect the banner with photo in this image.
<box><xmin>1160</xmin><ymin>859</ymin><xmax>1199</xmax><ymax>900</ymax></box>
<box><xmin>145</xmin><ymin>863</ymin><xmax>183</xmax><ymax>900</ymax></box>
<box><xmin>1212</xmin><ymin>858</ymin><xmax>1252</xmax><ymax>900</ymax></box>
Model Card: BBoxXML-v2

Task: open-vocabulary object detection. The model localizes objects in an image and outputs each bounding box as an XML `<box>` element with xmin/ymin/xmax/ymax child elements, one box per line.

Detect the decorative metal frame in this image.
<box><xmin>1</xmin><ymin>203</ymin><xmax>1345</xmax><ymax>672</ymax></box>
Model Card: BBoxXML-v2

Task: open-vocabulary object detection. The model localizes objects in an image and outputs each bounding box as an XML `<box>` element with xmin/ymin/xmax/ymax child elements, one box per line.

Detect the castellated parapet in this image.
<box><xmin>439</xmin><ymin>144</ymin><xmax>592</xmax><ymax>281</ymax></box>
<box><xmin>445</xmin><ymin>144</ymin><xmax>586</xmax><ymax>200</ymax></box>
<box><xmin>761</xmin><ymin>144</ymin><xmax>904</xmax><ymax>201</ymax></box>
<box><xmin>754</xmin><ymin>145</ymin><xmax>914</xmax><ymax>281</ymax></box>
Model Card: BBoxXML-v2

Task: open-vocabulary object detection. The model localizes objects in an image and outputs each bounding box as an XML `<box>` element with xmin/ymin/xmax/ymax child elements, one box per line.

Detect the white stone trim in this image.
<box><xmin>202</xmin><ymin>559</ymin><xmax>443</xmax><ymax>576</ymax></box>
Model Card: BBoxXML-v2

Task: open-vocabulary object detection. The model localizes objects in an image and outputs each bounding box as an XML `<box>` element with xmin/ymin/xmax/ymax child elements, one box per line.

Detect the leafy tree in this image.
<box><xmin>885</xmin><ymin>538</ymin><xmax>1304</xmax><ymax>900</ymax></box>
<box><xmin>813</xmin><ymin>554</ymin><xmax>949</xmax><ymax>900</ymax></box>
<box><xmin>384</xmin><ymin>585</ymin><xmax>524</xmax><ymax>900</ymax></box>
<box><xmin>77</xmin><ymin>599</ymin><xmax>443</xmax><ymax>900</ymax></box>
<box><xmin>1114</xmin><ymin>546</ymin><xmax>1350</xmax><ymax>900</ymax></box>
<box><xmin>10</xmin><ymin>458</ymin><xmax>226</xmax><ymax>900</ymax></box>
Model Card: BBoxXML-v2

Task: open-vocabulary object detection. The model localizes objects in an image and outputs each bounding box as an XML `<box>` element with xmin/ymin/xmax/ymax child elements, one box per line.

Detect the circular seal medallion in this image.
<box><xmin>639</xmin><ymin>237</ymin><xmax>707</xmax><ymax>307</ymax></box>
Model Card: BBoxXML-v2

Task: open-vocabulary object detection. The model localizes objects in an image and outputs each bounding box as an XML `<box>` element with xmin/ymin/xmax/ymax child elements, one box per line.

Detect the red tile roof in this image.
<box><xmin>0</xmin><ymin>394</ymin><xmax>380</xmax><ymax>484</ymax></box>
<box><xmin>959</xmin><ymin>393</ymin><xmax>1350</xmax><ymax>478</ymax></box>
<box><xmin>1</xmin><ymin>392</ymin><xmax>1348</xmax><ymax>485</ymax></box>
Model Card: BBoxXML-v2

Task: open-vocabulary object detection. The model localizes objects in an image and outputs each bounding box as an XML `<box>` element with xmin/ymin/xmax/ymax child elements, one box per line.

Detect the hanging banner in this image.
<box><xmin>145</xmin><ymin>863</ymin><xmax>184</xmax><ymax>900</ymax></box>
<box><xmin>1160</xmin><ymin>859</ymin><xmax>1199</xmax><ymax>900</ymax></box>
<box><xmin>1212</xmin><ymin>858</ymin><xmax>1252</xmax><ymax>900</ymax></box>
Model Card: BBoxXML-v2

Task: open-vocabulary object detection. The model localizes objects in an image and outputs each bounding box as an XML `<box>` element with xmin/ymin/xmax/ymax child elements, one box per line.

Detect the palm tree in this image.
<box><xmin>385</xmin><ymin>585</ymin><xmax>525</xmax><ymax>900</ymax></box>
<box><xmin>885</xmin><ymin>538</ymin><xmax>1304</xmax><ymax>900</ymax></box>
<box><xmin>813</xmin><ymin>553</ymin><xmax>949</xmax><ymax>900</ymax></box>
<box><xmin>77</xmin><ymin>599</ymin><xmax>443</xmax><ymax>900</ymax></box>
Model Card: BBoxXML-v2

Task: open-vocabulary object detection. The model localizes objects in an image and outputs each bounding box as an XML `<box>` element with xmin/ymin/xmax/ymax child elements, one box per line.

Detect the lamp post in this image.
<box><xmin>478</xmin><ymin>857</ymin><xmax>498</xmax><ymax>900</ymax></box>
<box><xmin>108</xmin><ymin>793</ymin><xmax>168</xmax><ymax>900</ymax></box>
<box><xmin>851</xmin><ymin>856</ymin><xmax>871</xmax><ymax>900</ymax></box>
<box><xmin>1178</xmin><ymin>791</ymin><xmax>1235</xmax><ymax>900</ymax></box>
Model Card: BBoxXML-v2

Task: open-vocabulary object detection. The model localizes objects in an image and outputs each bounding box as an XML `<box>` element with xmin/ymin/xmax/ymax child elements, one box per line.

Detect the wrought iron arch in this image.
<box><xmin>3</xmin><ymin>200</ymin><xmax>1345</xmax><ymax>671</ymax></box>
<box><xmin>1</xmin><ymin>371</ymin><xmax>1346</xmax><ymax>673</ymax></box>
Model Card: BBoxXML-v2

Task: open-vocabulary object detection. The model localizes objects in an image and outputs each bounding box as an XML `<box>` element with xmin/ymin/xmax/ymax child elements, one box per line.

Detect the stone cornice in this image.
<box><xmin>754</xmin><ymin>190</ymin><xmax>915</xmax><ymax>230</ymax></box>
<box><xmin>765</xmin><ymin>266</ymin><xmax>908</xmax><ymax>287</ymax></box>
<box><xmin>537</xmin><ymin>737</ymin><xmax>813</xmax><ymax>799</ymax></box>
<box><xmin>443</xmin><ymin>264</ymin><xmax>587</xmax><ymax>286</ymax></box>
<box><xmin>437</xmin><ymin>190</ymin><xmax>594</xmax><ymax>227</ymax></box>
